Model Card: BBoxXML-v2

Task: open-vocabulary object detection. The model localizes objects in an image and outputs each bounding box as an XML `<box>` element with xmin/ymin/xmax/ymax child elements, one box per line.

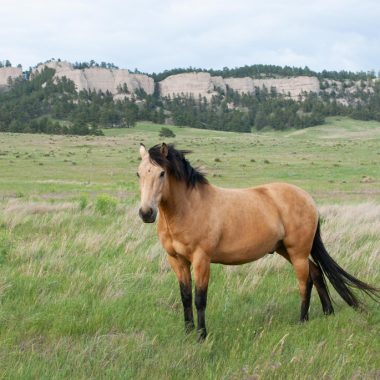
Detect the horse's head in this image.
<box><xmin>136</xmin><ymin>143</ymin><xmax>168</xmax><ymax>223</ymax></box>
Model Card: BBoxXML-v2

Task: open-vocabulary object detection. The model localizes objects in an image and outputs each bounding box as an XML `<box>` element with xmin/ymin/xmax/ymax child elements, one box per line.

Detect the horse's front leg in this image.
<box><xmin>192</xmin><ymin>250</ymin><xmax>211</xmax><ymax>341</ymax></box>
<box><xmin>167</xmin><ymin>255</ymin><xmax>194</xmax><ymax>332</ymax></box>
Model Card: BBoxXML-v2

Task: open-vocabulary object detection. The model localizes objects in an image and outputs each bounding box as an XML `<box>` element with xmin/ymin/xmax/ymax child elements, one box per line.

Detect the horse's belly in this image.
<box><xmin>211</xmin><ymin>231</ymin><xmax>281</xmax><ymax>265</ymax></box>
<box><xmin>211</xmin><ymin>247</ymin><xmax>269</xmax><ymax>265</ymax></box>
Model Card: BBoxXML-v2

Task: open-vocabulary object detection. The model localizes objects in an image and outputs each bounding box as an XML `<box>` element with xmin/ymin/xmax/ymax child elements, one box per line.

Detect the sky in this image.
<box><xmin>1</xmin><ymin>0</ymin><xmax>379</xmax><ymax>74</ymax></box>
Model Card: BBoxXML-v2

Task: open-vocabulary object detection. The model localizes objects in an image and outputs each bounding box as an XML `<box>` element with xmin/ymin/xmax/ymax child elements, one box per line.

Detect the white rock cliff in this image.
<box><xmin>0</xmin><ymin>67</ymin><xmax>23</xmax><ymax>87</ymax></box>
<box><xmin>159</xmin><ymin>72</ymin><xmax>226</xmax><ymax>100</ymax></box>
<box><xmin>32</xmin><ymin>61</ymin><xmax>154</xmax><ymax>96</ymax></box>
<box><xmin>159</xmin><ymin>72</ymin><xmax>320</xmax><ymax>100</ymax></box>
<box><xmin>225</xmin><ymin>76</ymin><xmax>320</xmax><ymax>99</ymax></box>
<box><xmin>2</xmin><ymin>62</ymin><xmax>328</xmax><ymax>101</ymax></box>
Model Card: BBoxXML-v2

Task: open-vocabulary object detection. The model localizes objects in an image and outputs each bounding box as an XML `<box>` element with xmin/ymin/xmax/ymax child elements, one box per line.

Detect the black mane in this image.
<box><xmin>148</xmin><ymin>144</ymin><xmax>208</xmax><ymax>188</ymax></box>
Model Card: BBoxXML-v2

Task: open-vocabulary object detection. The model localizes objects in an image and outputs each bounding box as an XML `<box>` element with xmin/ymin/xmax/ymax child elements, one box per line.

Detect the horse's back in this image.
<box><xmin>216</xmin><ymin>182</ymin><xmax>317</xmax><ymax>224</ymax></box>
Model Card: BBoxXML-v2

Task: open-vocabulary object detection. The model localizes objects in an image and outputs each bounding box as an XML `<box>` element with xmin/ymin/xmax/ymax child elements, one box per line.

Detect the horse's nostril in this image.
<box><xmin>139</xmin><ymin>207</ymin><xmax>155</xmax><ymax>221</ymax></box>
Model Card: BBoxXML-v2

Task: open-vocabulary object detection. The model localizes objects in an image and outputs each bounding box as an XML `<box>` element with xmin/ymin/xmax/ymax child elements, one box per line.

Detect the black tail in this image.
<box><xmin>310</xmin><ymin>220</ymin><xmax>380</xmax><ymax>308</ymax></box>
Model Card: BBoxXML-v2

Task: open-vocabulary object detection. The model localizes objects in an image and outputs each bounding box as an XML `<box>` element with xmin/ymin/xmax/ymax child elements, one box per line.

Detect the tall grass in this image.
<box><xmin>0</xmin><ymin>199</ymin><xmax>378</xmax><ymax>379</ymax></box>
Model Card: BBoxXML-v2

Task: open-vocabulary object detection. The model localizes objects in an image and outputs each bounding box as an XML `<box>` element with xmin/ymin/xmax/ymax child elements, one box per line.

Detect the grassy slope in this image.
<box><xmin>0</xmin><ymin>117</ymin><xmax>379</xmax><ymax>379</ymax></box>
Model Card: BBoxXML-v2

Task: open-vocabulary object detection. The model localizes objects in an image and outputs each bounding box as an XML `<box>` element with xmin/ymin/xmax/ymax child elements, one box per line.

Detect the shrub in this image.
<box><xmin>159</xmin><ymin>127</ymin><xmax>176</xmax><ymax>138</ymax></box>
<box><xmin>0</xmin><ymin>233</ymin><xmax>12</xmax><ymax>265</ymax></box>
<box><xmin>78</xmin><ymin>195</ymin><xmax>88</xmax><ymax>211</ymax></box>
<box><xmin>95</xmin><ymin>194</ymin><xmax>117</xmax><ymax>215</ymax></box>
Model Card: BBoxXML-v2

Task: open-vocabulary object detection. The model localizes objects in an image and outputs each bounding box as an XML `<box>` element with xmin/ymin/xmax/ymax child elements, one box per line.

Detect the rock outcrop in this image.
<box><xmin>159</xmin><ymin>72</ymin><xmax>320</xmax><ymax>100</ymax></box>
<box><xmin>159</xmin><ymin>72</ymin><xmax>225</xmax><ymax>100</ymax></box>
<box><xmin>225</xmin><ymin>76</ymin><xmax>320</xmax><ymax>99</ymax></box>
<box><xmin>9</xmin><ymin>61</ymin><xmax>374</xmax><ymax>104</ymax></box>
<box><xmin>0</xmin><ymin>67</ymin><xmax>22</xmax><ymax>87</ymax></box>
<box><xmin>33</xmin><ymin>61</ymin><xmax>154</xmax><ymax>96</ymax></box>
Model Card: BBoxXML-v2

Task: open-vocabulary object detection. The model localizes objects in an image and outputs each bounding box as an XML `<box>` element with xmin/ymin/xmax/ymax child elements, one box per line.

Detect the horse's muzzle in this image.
<box><xmin>139</xmin><ymin>207</ymin><xmax>157</xmax><ymax>223</ymax></box>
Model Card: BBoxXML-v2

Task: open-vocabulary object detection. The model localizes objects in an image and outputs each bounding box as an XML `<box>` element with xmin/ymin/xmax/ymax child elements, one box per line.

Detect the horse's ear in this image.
<box><xmin>160</xmin><ymin>143</ymin><xmax>169</xmax><ymax>158</ymax></box>
<box><xmin>139</xmin><ymin>143</ymin><xmax>147</xmax><ymax>159</ymax></box>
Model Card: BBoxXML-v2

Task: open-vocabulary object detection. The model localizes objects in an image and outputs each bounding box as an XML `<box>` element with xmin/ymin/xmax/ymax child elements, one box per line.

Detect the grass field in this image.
<box><xmin>0</xmin><ymin>117</ymin><xmax>379</xmax><ymax>379</ymax></box>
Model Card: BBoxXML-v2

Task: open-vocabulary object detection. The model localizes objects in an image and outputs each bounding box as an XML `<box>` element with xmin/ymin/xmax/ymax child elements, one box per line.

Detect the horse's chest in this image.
<box><xmin>158</xmin><ymin>228</ymin><xmax>193</xmax><ymax>258</ymax></box>
<box><xmin>157</xmin><ymin>215</ymin><xmax>215</xmax><ymax>260</ymax></box>
<box><xmin>172</xmin><ymin>239</ymin><xmax>191</xmax><ymax>257</ymax></box>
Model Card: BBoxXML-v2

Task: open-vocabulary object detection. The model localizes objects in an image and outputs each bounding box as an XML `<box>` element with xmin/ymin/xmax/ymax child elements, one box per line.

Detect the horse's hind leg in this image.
<box><xmin>291</xmin><ymin>256</ymin><xmax>312</xmax><ymax>322</ymax></box>
<box><xmin>277</xmin><ymin>248</ymin><xmax>312</xmax><ymax>321</ymax></box>
<box><xmin>192</xmin><ymin>249</ymin><xmax>211</xmax><ymax>341</ymax></box>
<box><xmin>309</xmin><ymin>261</ymin><xmax>334</xmax><ymax>315</ymax></box>
<box><xmin>278</xmin><ymin>248</ymin><xmax>334</xmax><ymax>318</ymax></box>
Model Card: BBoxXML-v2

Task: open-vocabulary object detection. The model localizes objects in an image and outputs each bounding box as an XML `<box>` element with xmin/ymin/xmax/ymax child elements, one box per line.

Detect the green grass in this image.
<box><xmin>0</xmin><ymin>117</ymin><xmax>379</xmax><ymax>379</ymax></box>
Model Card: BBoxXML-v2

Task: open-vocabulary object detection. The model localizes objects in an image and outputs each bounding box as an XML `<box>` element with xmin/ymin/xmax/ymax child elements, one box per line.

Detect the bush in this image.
<box><xmin>95</xmin><ymin>194</ymin><xmax>117</xmax><ymax>215</ymax></box>
<box><xmin>159</xmin><ymin>127</ymin><xmax>176</xmax><ymax>138</ymax></box>
<box><xmin>0</xmin><ymin>233</ymin><xmax>12</xmax><ymax>265</ymax></box>
<box><xmin>78</xmin><ymin>195</ymin><xmax>88</xmax><ymax>211</ymax></box>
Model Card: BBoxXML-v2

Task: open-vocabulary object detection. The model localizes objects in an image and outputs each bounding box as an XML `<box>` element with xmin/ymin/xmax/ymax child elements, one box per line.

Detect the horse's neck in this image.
<box><xmin>159</xmin><ymin>178</ymin><xmax>209</xmax><ymax>223</ymax></box>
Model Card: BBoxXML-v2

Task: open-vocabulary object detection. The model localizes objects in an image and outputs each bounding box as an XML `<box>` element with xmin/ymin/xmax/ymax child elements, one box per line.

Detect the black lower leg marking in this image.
<box><xmin>195</xmin><ymin>287</ymin><xmax>208</xmax><ymax>341</ymax></box>
<box><xmin>179</xmin><ymin>282</ymin><xmax>194</xmax><ymax>331</ymax></box>
<box><xmin>300</xmin><ymin>275</ymin><xmax>313</xmax><ymax>322</ymax></box>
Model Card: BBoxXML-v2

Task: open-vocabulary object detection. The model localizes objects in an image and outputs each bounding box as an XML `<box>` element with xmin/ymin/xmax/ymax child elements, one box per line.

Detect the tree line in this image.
<box><xmin>1</xmin><ymin>65</ymin><xmax>380</xmax><ymax>136</ymax></box>
<box><xmin>151</xmin><ymin>65</ymin><xmax>377</xmax><ymax>82</ymax></box>
<box><xmin>135</xmin><ymin>78</ymin><xmax>380</xmax><ymax>133</ymax></box>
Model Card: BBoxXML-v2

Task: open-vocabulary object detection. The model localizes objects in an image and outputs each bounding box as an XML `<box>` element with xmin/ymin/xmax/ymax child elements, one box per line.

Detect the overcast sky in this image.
<box><xmin>1</xmin><ymin>0</ymin><xmax>379</xmax><ymax>73</ymax></box>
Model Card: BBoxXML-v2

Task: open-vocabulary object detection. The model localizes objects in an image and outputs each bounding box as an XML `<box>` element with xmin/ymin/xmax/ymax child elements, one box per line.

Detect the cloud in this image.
<box><xmin>0</xmin><ymin>0</ymin><xmax>379</xmax><ymax>73</ymax></box>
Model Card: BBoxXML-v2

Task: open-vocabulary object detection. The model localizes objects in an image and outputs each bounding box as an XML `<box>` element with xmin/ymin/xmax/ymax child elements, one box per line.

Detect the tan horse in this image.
<box><xmin>137</xmin><ymin>143</ymin><xmax>379</xmax><ymax>340</ymax></box>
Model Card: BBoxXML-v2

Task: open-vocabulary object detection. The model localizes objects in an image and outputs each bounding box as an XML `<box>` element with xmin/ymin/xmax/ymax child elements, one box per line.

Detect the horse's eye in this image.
<box><xmin>160</xmin><ymin>171</ymin><xmax>165</xmax><ymax>178</ymax></box>
<box><xmin>136</xmin><ymin>172</ymin><xmax>140</xmax><ymax>178</ymax></box>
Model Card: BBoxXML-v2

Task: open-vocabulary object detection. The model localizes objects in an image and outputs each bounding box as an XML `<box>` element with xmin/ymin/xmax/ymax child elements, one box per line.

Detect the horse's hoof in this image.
<box><xmin>197</xmin><ymin>329</ymin><xmax>207</xmax><ymax>342</ymax></box>
<box><xmin>185</xmin><ymin>322</ymin><xmax>195</xmax><ymax>333</ymax></box>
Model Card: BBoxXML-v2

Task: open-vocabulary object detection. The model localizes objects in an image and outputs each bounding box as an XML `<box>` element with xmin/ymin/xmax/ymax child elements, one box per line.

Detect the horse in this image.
<box><xmin>136</xmin><ymin>143</ymin><xmax>379</xmax><ymax>340</ymax></box>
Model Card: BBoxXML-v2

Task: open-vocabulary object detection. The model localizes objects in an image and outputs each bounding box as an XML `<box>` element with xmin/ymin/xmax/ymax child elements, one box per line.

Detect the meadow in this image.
<box><xmin>0</xmin><ymin>117</ymin><xmax>379</xmax><ymax>379</ymax></box>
